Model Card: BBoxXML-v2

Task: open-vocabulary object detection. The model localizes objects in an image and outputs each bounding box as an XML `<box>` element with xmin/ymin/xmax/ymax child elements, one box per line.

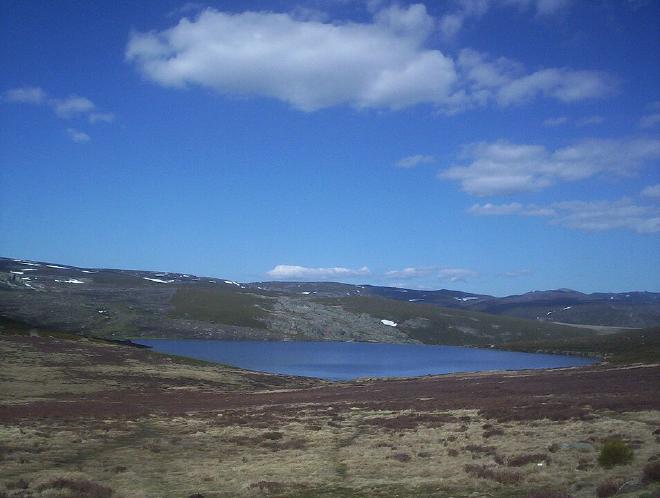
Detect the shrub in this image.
<box><xmin>598</xmin><ymin>439</ymin><xmax>633</xmax><ymax>468</ymax></box>
<box><xmin>508</xmin><ymin>453</ymin><xmax>547</xmax><ymax>467</ymax></box>
<box><xmin>392</xmin><ymin>452</ymin><xmax>411</xmax><ymax>462</ymax></box>
<box><xmin>524</xmin><ymin>489</ymin><xmax>570</xmax><ymax>498</ymax></box>
<box><xmin>483</xmin><ymin>427</ymin><xmax>505</xmax><ymax>438</ymax></box>
<box><xmin>447</xmin><ymin>448</ymin><xmax>459</xmax><ymax>457</ymax></box>
<box><xmin>464</xmin><ymin>464</ymin><xmax>522</xmax><ymax>484</ymax></box>
<box><xmin>36</xmin><ymin>478</ymin><xmax>113</xmax><ymax>498</ymax></box>
<box><xmin>596</xmin><ymin>479</ymin><xmax>622</xmax><ymax>497</ymax></box>
<box><xmin>643</xmin><ymin>461</ymin><xmax>660</xmax><ymax>482</ymax></box>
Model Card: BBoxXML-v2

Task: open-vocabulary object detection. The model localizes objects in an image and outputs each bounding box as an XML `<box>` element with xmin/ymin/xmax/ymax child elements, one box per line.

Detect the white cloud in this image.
<box><xmin>52</xmin><ymin>96</ymin><xmax>95</xmax><ymax>118</ymax></box>
<box><xmin>3</xmin><ymin>86</ymin><xmax>46</xmax><ymax>104</ymax></box>
<box><xmin>576</xmin><ymin>115</ymin><xmax>604</xmax><ymax>126</ymax></box>
<box><xmin>396</xmin><ymin>154</ymin><xmax>436</xmax><ymax>168</ymax></box>
<box><xmin>88</xmin><ymin>112</ymin><xmax>115</xmax><ymax>124</ymax></box>
<box><xmin>504</xmin><ymin>0</ymin><xmax>571</xmax><ymax>16</ymax></box>
<box><xmin>640</xmin><ymin>113</ymin><xmax>660</xmax><ymax>129</ymax></box>
<box><xmin>126</xmin><ymin>6</ymin><xmax>613</xmax><ymax>113</ymax></box>
<box><xmin>3</xmin><ymin>86</ymin><xmax>114</xmax><ymax>126</ymax></box>
<box><xmin>454</xmin><ymin>49</ymin><xmax>614</xmax><ymax>110</ymax></box>
<box><xmin>66</xmin><ymin>128</ymin><xmax>91</xmax><ymax>143</ymax></box>
<box><xmin>469</xmin><ymin>198</ymin><xmax>660</xmax><ymax>233</ymax></box>
<box><xmin>543</xmin><ymin>116</ymin><xmax>568</xmax><ymax>127</ymax></box>
<box><xmin>641</xmin><ymin>184</ymin><xmax>660</xmax><ymax>199</ymax></box>
<box><xmin>385</xmin><ymin>267</ymin><xmax>436</xmax><ymax>278</ymax></box>
<box><xmin>439</xmin><ymin>0</ymin><xmax>568</xmax><ymax>40</ymax></box>
<box><xmin>438</xmin><ymin>267</ymin><xmax>478</xmax><ymax>282</ymax></box>
<box><xmin>499</xmin><ymin>268</ymin><xmax>531</xmax><ymax>277</ymax></box>
<box><xmin>440</xmin><ymin>138</ymin><xmax>660</xmax><ymax>196</ymax></box>
<box><xmin>266</xmin><ymin>264</ymin><xmax>370</xmax><ymax>280</ymax></box>
<box><xmin>126</xmin><ymin>5</ymin><xmax>457</xmax><ymax>112</ymax></box>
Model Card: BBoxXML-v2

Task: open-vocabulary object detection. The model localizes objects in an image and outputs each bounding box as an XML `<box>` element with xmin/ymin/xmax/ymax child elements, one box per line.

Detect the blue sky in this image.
<box><xmin>1</xmin><ymin>0</ymin><xmax>659</xmax><ymax>296</ymax></box>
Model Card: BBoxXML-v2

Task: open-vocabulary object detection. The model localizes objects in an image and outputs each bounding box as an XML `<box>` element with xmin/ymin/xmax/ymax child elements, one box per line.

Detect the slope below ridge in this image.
<box><xmin>1</xmin><ymin>257</ymin><xmax>658</xmax><ymax>344</ymax></box>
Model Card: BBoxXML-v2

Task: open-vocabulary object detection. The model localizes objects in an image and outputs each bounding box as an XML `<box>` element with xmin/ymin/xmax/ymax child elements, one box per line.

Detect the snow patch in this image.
<box><xmin>224</xmin><ymin>280</ymin><xmax>240</xmax><ymax>286</ymax></box>
<box><xmin>408</xmin><ymin>298</ymin><xmax>424</xmax><ymax>302</ymax></box>
<box><xmin>380</xmin><ymin>319</ymin><xmax>398</xmax><ymax>327</ymax></box>
<box><xmin>562</xmin><ymin>306</ymin><xmax>572</xmax><ymax>310</ymax></box>
<box><xmin>46</xmin><ymin>265</ymin><xmax>67</xmax><ymax>269</ymax></box>
<box><xmin>21</xmin><ymin>268</ymin><xmax>38</xmax><ymax>271</ymax></box>
<box><xmin>300</xmin><ymin>291</ymin><xmax>311</xmax><ymax>295</ymax></box>
<box><xmin>143</xmin><ymin>277</ymin><xmax>174</xmax><ymax>284</ymax></box>
<box><xmin>55</xmin><ymin>279</ymin><xmax>84</xmax><ymax>284</ymax></box>
<box><xmin>10</xmin><ymin>271</ymin><xmax>24</xmax><ymax>275</ymax></box>
<box><xmin>81</xmin><ymin>270</ymin><xmax>96</xmax><ymax>274</ymax></box>
<box><xmin>21</xmin><ymin>262</ymin><xmax>41</xmax><ymax>267</ymax></box>
<box><xmin>454</xmin><ymin>297</ymin><xmax>478</xmax><ymax>302</ymax></box>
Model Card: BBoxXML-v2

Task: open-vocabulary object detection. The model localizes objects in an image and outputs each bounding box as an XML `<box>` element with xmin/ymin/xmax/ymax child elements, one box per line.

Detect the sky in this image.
<box><xmin>1</xmin><ymin>0</ymin><xmax>659</xmax><ymax>296</ymax></box>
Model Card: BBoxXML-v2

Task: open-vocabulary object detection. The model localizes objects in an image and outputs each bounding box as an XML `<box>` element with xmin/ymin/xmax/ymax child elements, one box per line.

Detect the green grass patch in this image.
<box><xmin>500</xmin><ymin>327</ymin><xmax>660</xmax><ymax>363</ymax></box>
<box><xmin>169</xmin><ymin>285</ymin><xmax>272</xmax><ymax>329</ymax></box>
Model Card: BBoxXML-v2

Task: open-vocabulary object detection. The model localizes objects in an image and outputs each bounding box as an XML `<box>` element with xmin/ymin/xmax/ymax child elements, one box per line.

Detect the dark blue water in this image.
<box><xmin>134</xmin><ymin>339</ymin><xmax>596</xmax><ymax>381</ymax></box>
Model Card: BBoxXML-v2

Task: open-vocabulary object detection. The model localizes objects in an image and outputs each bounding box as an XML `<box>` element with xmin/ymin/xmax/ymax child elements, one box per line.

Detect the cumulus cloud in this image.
<box><xmin>126</xmin><ymin>5</ymin><xmax>613</xmax><ymax>112</ymax></box>
<box><xmin>266</xmin><ymin>265</ymin><xmax>370</xmax><ymax>280</ymax></box>
<box><xmin>641</xmin><ymin>184</ymin><xmax>660</xmax><ymax>199</ymax></box>
<box><xmin>3</xmin><ymin>86</ymin><xmax>46</xmax><ymax>104</ymax></box>
<box><xmin>66</xmin><ymin>128</ymin><xmax>91</xmax><ymax>143</ymax></box>
<box><xmin>440</xmin><ymin>138</ymin><xmax>660</xmax><ymax>196</ymax></box>
<box><xmin>396</xmin><ymin>154</ymin><xmax>436</xmax><ymax>168</ymax></box>
<box><xmin>469</xmin><ymin>198</ymin><xmax>660</xmax><ymax>233</ymax></box>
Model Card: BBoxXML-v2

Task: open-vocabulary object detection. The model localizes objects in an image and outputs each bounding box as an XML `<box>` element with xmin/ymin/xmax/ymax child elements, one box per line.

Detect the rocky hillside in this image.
<box><xmin>0</xmin><ymin>257</ymin><xmax>606</xmax><ymax>345</ymax></box>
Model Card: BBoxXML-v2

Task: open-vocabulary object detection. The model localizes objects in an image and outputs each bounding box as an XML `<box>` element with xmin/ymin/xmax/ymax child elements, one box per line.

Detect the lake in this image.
<box><xmin>134</xmin><ymin>339</ymin><xmax>597</xmax><ymax>381</ymax></box>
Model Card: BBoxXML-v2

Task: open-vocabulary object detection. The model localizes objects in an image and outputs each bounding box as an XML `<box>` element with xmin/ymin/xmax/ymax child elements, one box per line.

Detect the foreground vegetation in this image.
<box><xmin>1</xmin><ymin>320</ymin><xmax>659</xmax><ymax>497</ymax></box>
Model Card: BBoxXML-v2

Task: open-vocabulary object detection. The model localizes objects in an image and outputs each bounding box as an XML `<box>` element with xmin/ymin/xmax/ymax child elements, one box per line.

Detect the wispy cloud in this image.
<box><xmin>440</xmin><ymin>138</ymin><xmax>660</xmax><ymax>196</ymax></box>
<box><xmin>52</xmin><ymin>96</ymin><xmax>95</xmax><ymax>118</ymax></box>
<box><xmin>439</xmin><ymin>0</ymin><xmax>570</xmax><ymax>39</ymax></box>
<box><xmin>3</xmin><ymin>86</ymin><xmax>47</xmax><ymax>104</ymax></box>
<box><xmin>543</xmin><ymin>116</ymin><xmax>568</xmax><ymax>127</ymax></box>
<box><xmin>641</xmin><ymin>183</ymin><xmax>660</xmax><ymax>199</ymax></box>
<box><xmin>575</xmin><ymin>115</ymin><xmax>604</xmax><ymax>126</ymax></box>
<box><xmin>4</xmin><ymin>86</ymin><xmax>113</xmax><ymax>122</ymax></box>
<box><xmin>469</xmin><ymin>198</ymin><xmax>660</xmax><ymax>233</ymax></box>
<box><xmin>499</xmin><ymin>268</ymin><xmax>531</xmax><ymax>277</ymax></box>
<box><xmin>3</xmin><ymin>86</ymin><xmax>114</xmax><ymax>142</ymax></box>
<box><xmin>66</xmin><ymin>128</ymin><xmax>91</xmax><ymax>143</ymax></box>
<box><xmin>266</xmin><ymin>265</ymin><xmax>370</xmax><ymax>280</ymax></box>
<box><xmin>640</xmin><ymin>113</ymin><xmax>660</xmax><ymax>129</ymax></box>
<box><xmin>88</xmin><ymin>112</ymin><xmax>115</xmax><ymax>124</ymax></box>
<box><xmin>396</xmin><ymin>154</ymin><xmax>436</xmax><ymax>168</ymax></box>
<box><xmin>385</xmin><ymin>267</ymin><xmax>436</xmax><ymax>278</ymax></box>
<box><xmin>385</xmin><ymin>266</ymin><xmax>478</xmax><ymax>282</ymax></box>
<box><xmin>438</xmin><ymin>267</ymin><xmax>479</xmax><ymax>282</ymax></box>
<box><xmin>126</xmin><ymin>5</ymin><xmax>613</xmax><ymax>113</ymax></box>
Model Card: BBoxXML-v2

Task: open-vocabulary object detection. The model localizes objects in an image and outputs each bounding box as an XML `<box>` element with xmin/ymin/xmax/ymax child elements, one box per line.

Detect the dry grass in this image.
<box><xmin>1</xmin><ymin>334</ymin><xmax>660</xmax><ymax>497</ymax></box>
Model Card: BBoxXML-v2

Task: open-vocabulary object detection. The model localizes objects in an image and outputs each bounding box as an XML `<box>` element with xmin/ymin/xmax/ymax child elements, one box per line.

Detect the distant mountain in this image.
<box><xmin>251</xmin><ymin>281</ymin><xmax>660</xmax><ymax>328</ymax></box>
<box><xmin>1</xmin><ymin>257</ymin><xmax>658</xmax><ymax>348</ymax></box>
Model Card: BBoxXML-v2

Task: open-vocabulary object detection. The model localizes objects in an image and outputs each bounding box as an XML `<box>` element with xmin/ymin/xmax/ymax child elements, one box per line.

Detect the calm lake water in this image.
<box><xmin>134</xmin><ymin>339</ymin><xmax>596</xmax><ymax>381</ymax></box>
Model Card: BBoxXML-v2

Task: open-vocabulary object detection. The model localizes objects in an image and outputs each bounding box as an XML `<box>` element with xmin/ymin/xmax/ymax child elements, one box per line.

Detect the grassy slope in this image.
<box><xmin>499</xmin><ymin>326</ymin><xmax>660</xmax><ymax>363</ymax></box>
<box><xmin>168</xmin><ymin>285</ymin><xmax>273</xmax><ymax>329</ymax></box>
